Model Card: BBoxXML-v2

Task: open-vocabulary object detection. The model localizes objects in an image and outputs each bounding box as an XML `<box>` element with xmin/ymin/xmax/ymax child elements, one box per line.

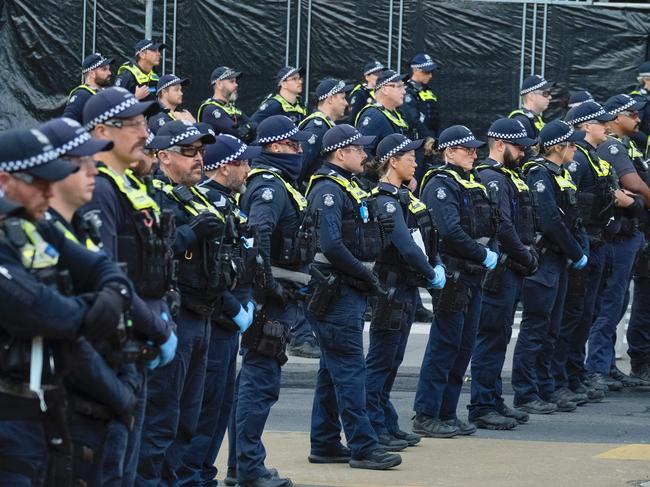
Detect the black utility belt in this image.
<box><xmin>374</xmin><ymin>263</ymin><xmax>427</xmax><ymax>288</ymax></box>
<box><xmin>70</xmin><ymin>395</ymin><xmax>113</xmax><ymax>422</ymax></box>
<box><xmin>441</xmin><ymin>254</ymin><xmax>485</xmax><ymax>276</ymax></box>
<box><xmin>181</xmin><ymin>294</ymin><xmax>219</xmax><ymax>318</ymax></box>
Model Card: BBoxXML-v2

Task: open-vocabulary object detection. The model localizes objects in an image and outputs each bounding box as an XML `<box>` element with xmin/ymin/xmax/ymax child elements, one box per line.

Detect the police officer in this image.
<box><xmin>413</xmin><ymin>126</ymin><xmax>498</xmax><ymax>437</ymax></box>
<box><xmin>364</xmin><ymin>133</ymin><xmax>445</xmax><ymax>450</ymax></box>
<box><xmin>347</xmin><ymin>60</ymin><xmax>385</xmax><ymax>123</ymax></box>
<box><xmin>0</xmin><ymin>127</ymin><xmax>132</xmax><ymax>486</ymax></box>
<box><xmin>402</xmin><ymin>52</ymin><xmax>441</xmax><ymax>140</ymax></box>
<box><xmin>586</xmin><ymin>94</ymin><xmax>649</xmax><ymax>389</ymax></box>
<box><xmin>198</xmin><ymin>66</ymin><xmax>256</xmax><ymax>143</ymax></box>
<box><xmin>512</xmin><ymin>120</ymin><xmax>589</xmax><ymax>415</ymax></box>
<box><xmin>306</xmin><ymin>124</ymin><xmax>401</xmax><ymax>470</ymax></box>
<box><xmin>81</xmin><ymin>87</ymin><xmax>179</xmax><ymax>485</ymax></box>
<box><xmin>355</xmin><ymin>70</ymin><xmax>410</xmax><ymax>157</ymax></box>
<box><xmin>468</xmin><ymin>118</ymin><xmax>538</xmax><ymax>430</ymax></box>
<box><xmin>40</xmin><ymin>117</ymin><xmax>166</xmax><ymax>486</ymax></box>
<box><xmin>235</xmin><ymin>115</ymin><xmax>314</xmax><ymax>486</ymax></box>
<box><xmin>64</xmin><ymin>52</ymin><xmax>113</xmax><ymax>122</ymax></box>
<box><xmin>115</xmin><ymin>38</ymin><xmax>165</xmax><ymax>102</ymax></box>
<box><xmin>298</xmin><ymin>78</ymin><xmax>353</xmax><ymax>186</ymax></box>
<box><xmin>177</xmin><ymin>134</ymin><xmax>259</xmax><ymax>484</ymax></box>
<box><xmin>509</xmin><ymin>75</ymin><xmax>553</xmax><ymax>142</ymax></box>
<box><xmin>251</xmin><ymin>66</ymin><xmax>307</xmax><ymax>126</ymax></box>
<box><xmin>630</xmin><ymin>61</ymin><xmax>650</xmax><ymax>157</ymax></box>
<box><xmin>568</xmin><ymin>90</ymin><xmax>594</xmax><ymax>109</ymax></box>
<box><xmin>148</xmin><ymin>121</ymin><xmax>255</xmax><ymax>484</ymax></box>
<box><xmin>147</xmin><ymin>74</ymin><xmax>194</xmax><ymax>133</ymax></box>
<box><xmin>554</xmin><ymin>102</ymin><xmax>629</xmax><ymax>402</ymax></box>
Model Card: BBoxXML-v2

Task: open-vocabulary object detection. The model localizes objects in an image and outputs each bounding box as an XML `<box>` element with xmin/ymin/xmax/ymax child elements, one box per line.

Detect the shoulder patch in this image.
<box><xmin>568</xmin><ymin>161</ymin><xmax>578</xmax><ymax>173</ymax></box>
<box><xmin>609</xmin><ymin>145</ymin><xmax>619</xmax><ymax>155</ymax></box>
<box><xmin>212</xmin><ymin>194</ymin><xmax>227</xmax><ymax>207</ymax></box>
<box><xmin>405</xmin><ymin>94</ymin><xmax>412</xmax><ymax>103</ymax></box>
<box><xmin>314</xmin><ymin>119</ymin><xmax>323</xmax><ymax>126</ymax></box>
<box><xmin>384</xmin><ymin>201</ymin><xmax>397</xmax><ymax>214</ymax></box>
<box><xmin>259</xmin><ymin>103</ymin><xmax>268</xmax><ymax>111</ymax></box>
<box><xmin>534</xmin><ymin>180</ymin><xmax>545</xmax><ymax>193</ymax></box>
<box><xmin>262</xmin><ymin>173</ymin><xmax>275</xmax><ymax>179</ymax></box>
<box><xmin>322</xmin><ymin>193</ymin><xmax>335</xmax><ymax>207</ymax></box>
<box><xmin>308</xmin><ymin>134</ymin><xmax>317</xmax><ymax>145</ymax></box>
<box><xmin>69</xmin><ymin>95</ymin><xmax>77</xmax><ymax>104</ymax></box>
<box><xmin>213</xmin><ymin>109</ymin><xmax>222</xmax><ymax>119</ymax></box>
<box><xmin>362</xmin><ymin>116</ymin><xmax>370</xmax><ymax>126</ymax></box>
<box><xmin>487</xmin><ymin>180</ymin><xmax>499</xmax><ymax>192</ymax></box>
<box><xmin>436</xmin><ymin>187</ymin><xmax>447</xmax><ymax>200</ymax></box>
<box><xmin>261</xmin><ymin>188</ymin><xmax>274</xmax><ymax>201</ymax></box>
<box><xmin>115</xmin><ymin>78</ymin><xmax>122</xmax><ymax>87</ymax></box>
<box><xmin>158</xmin><ymin>117</ymin><xmax>166</xmax><ymax>126</ymax></box>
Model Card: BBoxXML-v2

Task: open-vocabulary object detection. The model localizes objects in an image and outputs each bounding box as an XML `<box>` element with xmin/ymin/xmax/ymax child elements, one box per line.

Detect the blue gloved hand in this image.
<box><xmin>572</xmin><ymin>254</ymin><xmax>588</xmax><ymax>270</ymax></box>
<box><xmin>482</xmin><ymin>249</ymin><xmax>499</xmax><ymax>270</ymax></box>
<box><xmin>145</xmin><ymin>354</ymin><xmax>161</xmax><ymax>370</ymax></box>
<box><xmin>428</xmin><ymin>264</ymin><xmax>446</xmax><ymax>290</ymax></box>
<box><xmin>233</xmin><ymin>301</ymin><xmax>255</xmax><ymax>333</ymax></box>
<box><xmin>158</xmin><ymin>330</ymin><xmax>178</xmax><ymax>367</ymax></box>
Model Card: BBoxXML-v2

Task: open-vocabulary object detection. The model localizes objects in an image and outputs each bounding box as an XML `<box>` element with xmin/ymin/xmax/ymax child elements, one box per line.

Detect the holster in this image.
<box><xmin>307</xmin><ymin>272</ymin><xmax>341</xmax><ymax>319</ymax></box>
<box><xmin>482</xmin><ymin>256</ymin><xmax>508</xmax><ymax>294</ymax></box>
<box><xmin>432</xmin><ymin>271</ymin><xmax>470</xmax><ymax>313</ymax></box>
<box><xmin>370</xmin><ymin>288</ymin><xmax>409</xmax><ymax>331</ymax></box>
<box><xmin>241</xmin><ymin>308</ymin><xmax>289</xmax><ymax>365</ymax></box>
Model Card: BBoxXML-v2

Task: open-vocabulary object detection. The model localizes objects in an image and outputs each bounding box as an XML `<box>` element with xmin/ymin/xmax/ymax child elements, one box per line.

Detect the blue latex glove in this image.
<box><xmin>482</xmin><ymin>249</ymin><xmax>499</xmax><ymax>270</ymax></box>
<box><xmin>158</xmin><ymin>330</ymin><xmax>178</xmax><ymax>367</ymax></box>
<box><xmin>233</xmin><ymin>301</ymin><xmax>255</xmax><ymax>333</ymax></box>
<box><xmin>428</xmin><ymin>264</ymin><xmax>446</xmax><ymax>290</ymax></box>
<box><xmin>145</xmin><ymin>355</ymin><xmax>161</xmax><ymax>370</ymax></box>
<box><xmin>572</xmin><ymin>254</ymin><xmax>588</xmax><ymax>270</ymax></box>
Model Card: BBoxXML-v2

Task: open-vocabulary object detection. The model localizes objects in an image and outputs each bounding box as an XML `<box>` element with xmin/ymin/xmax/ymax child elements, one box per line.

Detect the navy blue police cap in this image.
<box><xmin>487</xmin><ymin>118</ymin><xmax>537</xmax><ymax>147</ymax></box>
<box><xmin>83</xmin><ymin>87</ymin><xmax>160</xmax><ymax>130</ymax></box>
<box><xmin>157</xmin><ymin>74</ymin><xmax>190</xmax><ymax>93</ymax></box>
<box><xmin>40</xmin><ymin>117</ymin><xmax>113</xmax><ymax>157</ymax></box>
<box><xmin>204</xmin><ymin>134</ymin><xmax>262</xmax><ymax>172</ymax></box>
<box><xmin>374</xmin><ymin>70</ymin><xmax>409</xmax><ymax>91</ymax></box>
<box><xmin>320</xmin><ymin>124</ymin><xmax>375</xmax><ymax>154</ymax></box>
<box><xmin>316</xmin><ymin>79</ymin><xmax>354</xmax><ymax>102</ymax></box>
<box><xmin>604</xmin><ymin>94</ymin><xmax>647</xmax><ymax>116</ymax></box>
<box><xmin>564</xmin><ymin>101</ymin><xmax>615</xmax><ymax>126</ymax></box>
<box><xmin>638</xmin><ymin>61</ymin><xmax>650</xmax><ymax>77</ymax></box>
<box><xmin>568</xmin><ymin>90</ymin><xmax>594</xmax><ymax>108</ymax></box>
<box><xmin>410</xmin><ymin>53</ymin><xmax>438</xmax><ymax>72</ymax></box>
<box><xmin>134</xmin><ymin>39</ymin><xmax>166</xmax><ymax>55</ymax></box>
<box><xmin>276</xmin><ymin>66</ymin><xmax>305</xmax><ymax>86</ymax></box>
<box><xmin>81</xmin><ymin>53</ymin><xmax>112</xmax><ymax>74</ymax></box>
<box><xmin>363</xmin><ymin>60</ymin><xmax>385</xmax><ymax>76</ymax></box>
<box><xmin>196</xmin><ymin>122</ymin><xmax>217</xmax><ymax>139</ymax></box>
<box><xmin>252</xmin><ymin>115</ymin><xmax>310</xmax><ymax>146</ymax></box>
<box><xmin>376</xmin><ymin>134</ymin><xmax>423</xmax><ymax>163</ymax></box>
<box><xmin>520</xmin><ymin>75</ymin><xmax>554</xmax><ymax>96</ymax></box>
<box><xmin>149</xmin><ymin>120</ymin><xmax>216</xmax><ymax>150</ymax></box>
<box><xmin>437</xmin><ymin>125</ymin><xmax>485</xmax><ymax>150</ymax></box>
<box><xmin>539</xmin><ymin>120</ymin><xmax>584</xmax><ymax>149</ymax></box>
<box><xmin>210</xmin><ymin>66</ymin><xmax>242</xmax><ymax>85</ymax></box>
<box><xmin>0</xmin><ymin>128</ymin><xmax>78</xmax><ymax>182</ymax></box>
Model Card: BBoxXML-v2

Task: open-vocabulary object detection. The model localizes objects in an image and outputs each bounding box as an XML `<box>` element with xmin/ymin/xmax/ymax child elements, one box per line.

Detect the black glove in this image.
<box><xmin>365</xmin><ymin>272</ymin><xmax>387</xmax><ymax>297</ymax></box>
<box><xmin>378</xmin><ymin>213</ymin><xmax>395</xmax><ymax>236</ymax></box>
<box><xmin>189</xmin><ymin>212</ymin><xmax>222</xmax><ymax>240</ymax></box>
<box><xmin>236</xmin><ymin>122</ymin><xmax>255</xmax><ymax>144</ymax></box>
<box><xmin>81</xmin><ymin>282</ymin><xmax>130</xmax><ymax>343</ymax></box>
<box><xmin>525</xmin><ymin>249</ymin><xmax>539</xmax><ymax>276</ymax></box>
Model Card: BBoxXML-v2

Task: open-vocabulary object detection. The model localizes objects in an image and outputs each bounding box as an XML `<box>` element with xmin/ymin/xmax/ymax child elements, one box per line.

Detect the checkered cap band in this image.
<box><xmin>84</xmin><ymin>96</ymin><xmax>140</xmax><ymax>130</ymax></box>
<box><xmin>169</xmin><ymin>127</ymin><xmax>202</xmax><ymax>146</ymax></box>
<box><xmin>380</xmin><ymin>138</ymin><xmax>413</xmax><ymax>164</ymax></box>
<box><xmin>438</xmin><ymin>135</ymin><xmax>477</xmax><ymax>150</ymax></box>
<box><xmin>257</xmin><ymin>126</ymin><xmax>299</xmax><ymax>145</ymax></box>
<box><xmin>607</xmin><ymin>96</ymin><xmax>638</xmax><ymax>115</ymax></box>
<box><xmin>321</xmin><ymin>132</ymin><xmax>363</xmax><ymax>154</ymax></box>
<box><xmin>375</xmin><ymin>73</ymin><xmax>401</xmax><ymax>91</ymax></box>
<box><xmin>136</xmin><ymin>41</ymin><xmax>154</xmax><ymax>54</ymax></box>
<box><xmin>280</xmin><ymin>68</ymin><xmax>299</xmax><ymax>84</ymax></box>
<box><xmin>521</xmin><ymin>79</ymin><xmax>549</xmax><ymax>95</ymax></box>
<box><xmin>364</xmin><ymin>64</ymin><xmax>384</xmax><ymax>76</ymax></box>
<box><xmin>411</xmin><ymin>61</ymin><xmax>436</xmax><ymax>70</ymax></box>
<box><xmin>543</xmin><ymin>126</ymin><xmax>575</xmax><ymax>148</ymax></box>
<box><xmin>0</xmin><ymin>132</ymin><xmax>60</xmax><ymax>173</ymax></box>
<box><xmin>486</xmin><ymin>128</ymin><xmax>528</xmax><ymax>140</ymax></box>
<box><xmin>206</xmin><ymin>135</ymin><xmax>248</xmax><ymax>170</ymax></box>
<box><xmin>158</xmin><ymin>77</ymin><xmax>182</xmax><ymax>92</ymax></box>
<box><xmin>54</xmin><ymin>131</ymin><xmax>93</xmax><ymax>156</ymax></box>
<box><xmin>566</xmin><ymin>107</ymin><xmax>608</xmax><ymax>125</ymax></box>
<box><xmin>82</xmin><ymin>55</ymin><xmax>108</xmax><ymax>74</ymax></box>
<box><xmin>318</xmin><ymin>81</ymin><xmax>346</xmax><ymax>101</ymax></box>
<box><xmin>215</xmin><ymin>68</ymin><xmax>237</xmax><ymax>82</ymax></box>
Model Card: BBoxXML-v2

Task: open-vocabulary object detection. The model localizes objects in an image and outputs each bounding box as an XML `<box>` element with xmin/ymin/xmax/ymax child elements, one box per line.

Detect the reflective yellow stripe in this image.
<box><xmin>422</xmin><ymin>167</ymin><xmax>487</xmax><ymax>194</ymax></box>
<box><xmin>152</xmin><ymin>179</ymin><xmax>225</xmax><ymax>221</ymax></box>
<box><xmin>476</xmin><ymin>163</ymin><xmax>530</xmax><ymax>192</ymax></box>
<box><xmin>20</xmin><ymin>220</ymin><xmax>59</xmax><ymax>269</ymax></box>
<box><xmin>53</xmin><ymin>220</ymin><xmax>99</xmax><ymax>252</ymax></box>
<box><xmin>371</xmin><ymin>186</ymin><xmax>427</xmax><ymax>215</ymax></box>
<box><xmin>417</xmin><ymin>90</ymin><xmax>437</xmax><ymax>102</ymax></box>
<box><xmin>124</xmin><ymin>169</ymin><xmax>147</xmax><ymax>192</ymax></box>
<box><xmin>248</xmin><ymin>168</ymin><xmax>308</xmax><ymax>211</ymax></box>
<box><xmin>508</xmin><ymin>109</ymin><xmax>544</xmax><ymax>132</ymax></box>
<box><xmin>575</xmin><ymin>145</ymin><xmax>612</xmax><ymax>178</ymax></box>
<box><xmin>307</xmin><ymin>173</ymin><xmax>368</xmax><ymax>205</ymax></box>
<box><xmin>197</xmin><ymin>99</ymin><xmax>243</xmax><ymax>121</ymax></box>
<box><xmin>98</xmin><ymin>166</ymin><xmax>160</xmax><ymax>213</ymax></box>
<box><xmin>298</xmin><ymin>111</ymin><xmax>334</xmax><ymax>129</ymax></box>
<box><xmin>117</xmin><ymin>63</ymin><xmax>159</xmax><ymax>85</ymax></box>
<box><xmin>554</xmin><ymin>169</ymin><xmax>577</xmax><ymax>191</ymax></box>
<box><xmin>68</xmin><ymin>84</ymin><xmax>96</xmax><ymax>101</ymax></box>
<box><xmin>271</xmin><ymin>95</ymin><xmax>307</xmax><ymax>116</ymax></box>
<box><xmin>354</xmin><ymin>103</ymin><xmax>409</xmax><ymax>129</ymax></box>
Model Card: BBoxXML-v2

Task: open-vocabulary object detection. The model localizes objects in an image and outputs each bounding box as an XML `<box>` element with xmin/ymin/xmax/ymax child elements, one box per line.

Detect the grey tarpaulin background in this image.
<box><xmin>1</xmin><ymin>0</ymin><xmax>649</xmax><ymax>136</ymax></box>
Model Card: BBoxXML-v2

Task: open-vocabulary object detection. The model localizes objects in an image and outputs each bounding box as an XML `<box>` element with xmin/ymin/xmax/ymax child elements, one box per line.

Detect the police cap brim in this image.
<box><xmin>25</xmin><ymin>158</ymin><xmax>79</xmax><ymax>182</ymax></box>
<box><xmin>66</xmin><ymin>139</ymin><xmax>114</xmax><ymax>157</ymax></box>
<box><xmin>114</xmin><ymin>100</ymin><xmax>160</xmax><ymax>120</ymax></box>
